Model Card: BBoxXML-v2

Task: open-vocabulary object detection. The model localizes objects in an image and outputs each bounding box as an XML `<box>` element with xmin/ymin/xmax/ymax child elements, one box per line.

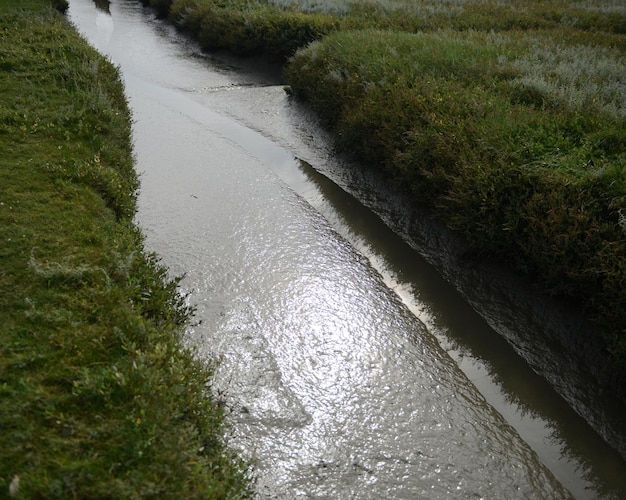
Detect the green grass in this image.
<box><xmin>0</xmin><ymin>1</ymin><xmax>250</xmax><ymax>497</ymax></box>
<box><xmin>155</xmin><ymin>0</ymin><xmax>626</xmax><ymax>59</ymax></box>
<box><xmin>145</xmin><ymin>0</ymin><xmax>626</xmax><ymax>389</ymax></box>
<box><xmin>285</xmin><ymin>27</ymin><xmax>626</xmax><ymax>363</ymax></box>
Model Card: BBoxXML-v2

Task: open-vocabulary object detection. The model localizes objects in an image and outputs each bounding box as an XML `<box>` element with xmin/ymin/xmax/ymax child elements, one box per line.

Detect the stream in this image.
<box><xmin>69</xmin><ymin>1</ymin><xmax>626</xmax><ymax>497</ymax></box>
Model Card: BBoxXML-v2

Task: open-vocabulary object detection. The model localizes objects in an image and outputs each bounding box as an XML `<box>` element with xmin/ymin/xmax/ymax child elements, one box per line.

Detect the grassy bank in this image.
<box><xmin>286</xmin><ymin>29</ymin><xmax>626</xmax><ymax>356</ymax></box>
<box><xmin>0</xmin><ymin>0</ymin><xmax>249</xmax><ymax>497</ymax></box>
<box><xmin>145</xmin><ymin>0</ymin><xmax>626</xmax><ymax>390</ymax></box>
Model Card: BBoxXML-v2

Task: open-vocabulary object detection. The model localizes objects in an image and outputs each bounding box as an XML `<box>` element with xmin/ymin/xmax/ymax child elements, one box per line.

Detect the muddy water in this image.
<box><xmin>69</xmin><ymin>1</ymin><xmax>625</xmax><ymax>498</ymax></box>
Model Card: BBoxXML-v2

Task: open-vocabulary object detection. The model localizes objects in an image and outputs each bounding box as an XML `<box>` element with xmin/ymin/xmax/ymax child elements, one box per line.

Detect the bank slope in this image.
<box><xmin>0</xmin><ymin>1</ymin><xmax>249</xmax><ymax>497</ymax></box>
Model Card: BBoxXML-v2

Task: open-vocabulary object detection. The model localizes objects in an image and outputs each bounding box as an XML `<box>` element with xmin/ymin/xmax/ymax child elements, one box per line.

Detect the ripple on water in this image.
<box><xmin>189</xmin><ymin>189</ymin><xmax>568</xmax><ymax>499</ymax></box>
<box><xmin>67</xmin><ymin>0</ymin><xmax>575</xmax><ymax>496</ymax></box>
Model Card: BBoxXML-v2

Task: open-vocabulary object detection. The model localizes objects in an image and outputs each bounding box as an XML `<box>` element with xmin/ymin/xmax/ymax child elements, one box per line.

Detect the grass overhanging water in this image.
<box><xmin>0</xmin><ymin>0</ymin><xmax>250</xmax><ymax>497</ymax></box>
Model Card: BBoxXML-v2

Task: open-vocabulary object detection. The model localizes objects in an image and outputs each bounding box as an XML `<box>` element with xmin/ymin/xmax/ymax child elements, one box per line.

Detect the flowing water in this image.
<box><xmin>69</xmin><ymin>1</ymin><xmax>626</xmax><ymax>497</ymax></box>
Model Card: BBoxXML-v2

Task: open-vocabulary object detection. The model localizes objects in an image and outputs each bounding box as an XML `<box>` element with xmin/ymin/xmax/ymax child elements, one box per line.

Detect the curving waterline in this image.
<box><xmin>68</xmin><ymin>0</ymin><xmax>625</xmax><ymax>497</ymax></box>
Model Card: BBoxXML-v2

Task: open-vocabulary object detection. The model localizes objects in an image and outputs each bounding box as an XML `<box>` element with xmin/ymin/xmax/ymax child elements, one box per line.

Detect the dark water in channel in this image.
<box><xmin>69</xmin><ymin>1</ymin><xmax>626</xmax><ymax>497</ymax></box>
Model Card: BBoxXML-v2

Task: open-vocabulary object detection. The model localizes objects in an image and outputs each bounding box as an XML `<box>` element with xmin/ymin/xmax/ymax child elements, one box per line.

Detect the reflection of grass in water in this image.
<box><xmin>94</xmin><ymin>0</ymin><xmax>111</xmax><ymax>14</ymax></box>
<box><xmin>0</xmin><ymin>1</ymin><xmax>250</xmax><ymax>497</ymax></box>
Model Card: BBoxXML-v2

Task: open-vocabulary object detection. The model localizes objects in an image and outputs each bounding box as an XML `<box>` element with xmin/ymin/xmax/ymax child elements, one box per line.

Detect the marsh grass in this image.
<box><xmin>0</xmin><ymin>1</ymin><xmax>249</xmax><ymax>497</ymax></box>
<box><xmin>286</xmin><ymin>27</ymin><xmax>626</xmax><ymax>361</ymax></box>
<box><xmin>510</xmin><ymin>41</ymin><xmax>626</xmax><ymax>119</ymax></box>
<box><xmin>166</xmin><ymin>0</ymin><xmax>339</xmax><ymax>57</ymax></box>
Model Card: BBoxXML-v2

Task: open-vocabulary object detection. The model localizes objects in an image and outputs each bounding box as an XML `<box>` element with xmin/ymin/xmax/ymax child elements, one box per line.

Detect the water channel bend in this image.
<box><xmin>69</xmin><ymin>1</ymin><xmax>626</xmax><ymax>497</ymax></box>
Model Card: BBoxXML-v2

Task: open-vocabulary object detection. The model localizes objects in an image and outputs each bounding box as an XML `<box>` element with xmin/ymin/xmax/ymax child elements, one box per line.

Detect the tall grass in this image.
<box><xmin>151</xmin><ymin>0</ymin><xmax>626</xmax><ymax>60</ymax></box>
<box><xmin>285</xmin><ymin>26</ymin><xmax>626</xmax><ymax>369</ymax></box>
<box><xmin>510</xmin><ymin>41</ymin><xmax>626</xmax><ymax>119</ymax></box>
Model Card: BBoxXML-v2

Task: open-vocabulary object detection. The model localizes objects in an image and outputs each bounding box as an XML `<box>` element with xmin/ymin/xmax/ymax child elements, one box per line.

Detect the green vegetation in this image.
<box><xmin>145</xmin><ymin>0</ymin><xmax>626</xmax><ymax>391</ymax></box>
<box><xmin>0</xmin><ymin>0</ymin><xmax>249</xmax><ymax>497</ymax></box>
<box><xmin>286</xmin><ymin>15</ymin><xmax>626</xmax><ymax>375</ymax></box>
<box><xmin>144</xmin><ymin>0</ymin><xmax>339</xmax><ymax>58</ymax></box>
<box><xmin>286</xmin><ymin>29</ymin><xmax>626</xmax><ymax>340</ymax></box>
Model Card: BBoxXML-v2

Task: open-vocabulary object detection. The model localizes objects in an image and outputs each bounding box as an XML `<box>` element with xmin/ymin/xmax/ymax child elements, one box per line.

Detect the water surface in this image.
<box><xmin>69</xmin><ymin>1</ymin><xmax>625</xmax><ymax>497</ymax></box>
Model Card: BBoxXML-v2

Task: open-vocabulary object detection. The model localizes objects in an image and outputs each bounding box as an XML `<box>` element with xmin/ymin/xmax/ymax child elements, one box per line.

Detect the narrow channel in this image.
<box><xmin>69</xmin><ymin>1</ymin><xmax>626</xmax><ymax>497</ymax></box>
